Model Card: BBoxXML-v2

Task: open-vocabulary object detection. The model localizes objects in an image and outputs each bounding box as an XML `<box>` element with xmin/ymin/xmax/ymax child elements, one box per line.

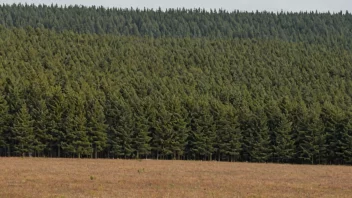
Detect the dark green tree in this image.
<box><xmin>87</xmin><ymin>100</ymin><xmax>108</xmax><ymax>158</ymax></box>
<box><xmin>0</xmin><ymin>95</ymin><xmax>9</xmax><ymax>154</ymax></box>
<box><xmin>12</xmin><ymin>104</ymin><xmax>35</xmax><ymax>157</ymax></box>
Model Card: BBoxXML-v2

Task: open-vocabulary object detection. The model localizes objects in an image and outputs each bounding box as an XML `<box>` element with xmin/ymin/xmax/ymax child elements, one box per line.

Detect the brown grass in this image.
<box><xmin>0</xmin><ymin>158</ymin><xmax>351</xmax><ymax>198</ymax></box>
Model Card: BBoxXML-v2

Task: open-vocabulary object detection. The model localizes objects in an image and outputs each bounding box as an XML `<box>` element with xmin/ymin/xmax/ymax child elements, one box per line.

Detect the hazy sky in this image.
<box><xmin>2</xmin><ymin>0</ymin><xmax>351</xmax><ymax>13</ymax></box>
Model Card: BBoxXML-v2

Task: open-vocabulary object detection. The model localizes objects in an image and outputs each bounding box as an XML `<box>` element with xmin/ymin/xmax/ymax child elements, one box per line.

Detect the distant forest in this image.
<box><xmin>0</xmin><ymin>4</ymin><xmax>352</xmax><ymax>164</ymax></box>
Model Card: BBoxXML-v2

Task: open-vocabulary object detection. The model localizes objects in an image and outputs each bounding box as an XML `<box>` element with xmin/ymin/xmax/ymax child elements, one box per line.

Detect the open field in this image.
<box><xmin>0</xmin><ymin>158</ymin><xmax>351</xmax><ymax>198</ymax></box>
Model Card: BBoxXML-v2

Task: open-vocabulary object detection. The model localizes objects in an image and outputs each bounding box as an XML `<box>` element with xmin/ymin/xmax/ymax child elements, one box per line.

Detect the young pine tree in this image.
<box><xmin>0</xmin><ymin>95</ymin><xmax>9</xmax><ymax>152</ymax></box>
<box><xmin>87</xmin><ymin>100</ymin><xmax>108</xmax><ymax>159</ymax></box>
<box><xmin>12</xmin><ymin>104</ymin><xmax>35</xmax><ymax>157</ymax></box>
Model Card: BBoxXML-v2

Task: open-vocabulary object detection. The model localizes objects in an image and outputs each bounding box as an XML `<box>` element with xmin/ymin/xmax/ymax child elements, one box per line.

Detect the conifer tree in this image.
<box><xmin>266</xmin><ymin>101</ymin><xmax>294</xmax><ymax>163</ymax></box>
<box><xmin>107</xmin><ymin>97</ymin><xmax>135</xmax><ymax>159</ymax></box>
<box><xmin>250</xmin><ymin>111</ymin><xmax>271</xmax><ymax>162</ymax></box>
<box><xmin>47</xmin><ymin>89</ymin><xmax>66</xmax><ymax>157</ymax></box>
<box><xmin>321</xmin><ymin>102</ymin><xmax>344</xmax><ymax>164</ymax></box>
<box><xmin>31</xmin><ymin>99</ymin><xmax>50</xmax><ymax>156</ymax></box>
<box><xmin>0</xmin><ymin>95</ymin><xmax>9</xmax><ymax>152</ymax></box>
<box><xmin>87</xmin><ymin>100</ymin><xmax>108</xmax><ymax>158</ymax></box>
<box><xmin>342</xmin><ymin>113</ymin><xmax>352</xmax><ymax>164</ymax></box>
<box><xmin>215</xmin><ymin>106</ymin><xmax>242</xmax><ymax>162</ymax></box>
<box><xmin>62</xmin><ymin>95</ymin><xmax>91</xmax><ymax>158</ymax></box>
<box><xmin>150</xmin><ymin>105</ymin><xmax>173</xmax><ymax>159</ymax></box>
<box><xmin>272</xmin><ymin>114</ymin><xmax>295</xmax><ymax>163</ymax></box>
<box><xmin>12</xmin><ymin>104</ymin><xmax>35</xmax><ymax>157</ymax></box>
<box><xmin>133</xmin><ymin>116</ymin><xmax>151</xmax><ymax>159</ymax></box>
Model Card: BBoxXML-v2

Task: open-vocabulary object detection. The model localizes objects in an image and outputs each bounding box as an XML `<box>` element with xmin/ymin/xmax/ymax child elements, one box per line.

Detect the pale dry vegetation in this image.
<box><xmin>0</xmin><ymin>158</ymin><xmax>351</xmax><ymax>198</ymax></box>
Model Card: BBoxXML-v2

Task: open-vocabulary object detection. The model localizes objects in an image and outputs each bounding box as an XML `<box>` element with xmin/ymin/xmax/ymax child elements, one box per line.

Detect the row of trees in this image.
<box><xmin>2</xmin><ymin>89</ymin><xmax>352</xmax><ymax>164</ymax></box>
<box><xmin>0</xmin><ymin>4</ymin><xmax>352</xmax><ymax>50</ymax></box>
<box><xmin>0</xmin><ymin>27</ymin><xmax>352</xmax><ymax>164</ymax></box>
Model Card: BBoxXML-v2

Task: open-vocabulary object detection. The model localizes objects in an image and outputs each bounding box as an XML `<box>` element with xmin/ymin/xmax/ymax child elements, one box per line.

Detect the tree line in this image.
<box><xmin>0</xmin><ymin>26</ymin><xmax>352</xmax><ymax>164</ymax></box>
<box><xmin>1</xmin><ymin>4</ymin><xmax>352</xmax><ymax>50</ymax></box>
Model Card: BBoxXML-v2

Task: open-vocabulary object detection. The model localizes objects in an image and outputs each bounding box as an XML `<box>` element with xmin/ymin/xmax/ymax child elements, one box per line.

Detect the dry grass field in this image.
<box><xmin>0</xmin><ymin>158</ymin><xmax>351</xmax><ymax>198</ymax></box>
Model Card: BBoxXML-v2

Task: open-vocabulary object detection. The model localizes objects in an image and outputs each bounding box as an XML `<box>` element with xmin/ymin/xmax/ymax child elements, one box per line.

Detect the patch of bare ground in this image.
<box><xmin>0</xmin><ymin>158</ymin><xmax>351</xmax><ymax>198</ymax></box>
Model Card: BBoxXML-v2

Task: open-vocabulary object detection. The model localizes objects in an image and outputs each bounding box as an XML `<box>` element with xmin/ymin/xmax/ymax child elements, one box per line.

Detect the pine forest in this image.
<box><xmin>1</xmin><ymin>4</ymin><xmax>352</xmax><ymax>164</ymax></box>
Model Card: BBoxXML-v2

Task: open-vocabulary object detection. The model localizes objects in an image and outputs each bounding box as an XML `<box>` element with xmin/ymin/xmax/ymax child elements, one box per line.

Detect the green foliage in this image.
<box><xmin>133</xmin><ymin>113</ymin><xmax>151</xmax><ymax>159</ymax></box>
<box><xmin>266</xmin><ymin>100</ymin><xmax>294</xmax><ymax>163</ymax></box>
<box><xmin>1</xmin><ymin>4</ymin><xmax>352</xmax><ymax>50</ymax></box>
<box><xmin>12</xmin><ymin>104</ymin><xmax>35</xmax><ymax>157</ymax></box>
<box><xmin>0</xmin><ymin>6</ymin><xmax>351</xmax><ymax>164</ymax></box>
<box><xmin>86</xmin><ymin>100</ymin><xmax>108</xmax><ymax>158</ymax></box>
<box><xmin>0</xmin><ymin>95</ymin><xmax>9</xmax><ymax>148</ymax></box>
<box><xmin>62</xmin><ymin>94</ymin><xmax>92</xmax><ymax>158</ymax></box>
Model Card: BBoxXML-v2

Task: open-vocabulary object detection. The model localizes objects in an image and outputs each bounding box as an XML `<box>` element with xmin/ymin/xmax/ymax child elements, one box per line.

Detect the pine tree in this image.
<box><xmin>62</xmin><ymin>95</ymin><xmax>91</xmax><ymax>158</ymax></box>
<box><xmin>169</xmin><ymin>112</ymin><xmax>188</xmax><ymax>160</ymax></box>
<box><xmin>186</xmin><ymin>99</ymin><xmax>215</xmax><ymax>160</ymax></box>
<box><xmin>273</xmin><ymin>114</ymin><xmax>295</xmax><ymax>163</ymax></box>
<box><xmin>240</xmin><ymin>100</ymin><xmax>271</xmax><ymax>163</ymax></box>
<box><xmin>342</xmin><ymin>113</ymin><xmax>352</xmax><ymax>164</ymax></box>
<box><xmin>0</xmin><ymin>95</ymin><xmax>9</xmax><ymax>152</ymax></box>
<box><xmin>106</xmin><ymin>97</ymin><xmax>135</xmax><ymax>159</ymax></box>
<box><xmin>133</xmin><ymin>116</ymin><xmax>151</xmax><ymax>159</ymax></box>
<box><xmin>298</xmin><ymin>113</ymin><xmax>324</xmax><ymax>164</ymax></box>
<box><xmin>289</xmin><ymin>100</ymin><xmax>309</xmax><ymax>164</ymax></box>
<box><xmin>321</xmin><ymin>102</ymin><xmax>344</xmax><ymax>164</ymax></box>
<box><xmin>12</xmin><ymin>104</ymin><xmax>35</xmax><ymax>157</ymax></box>
<box><xmin>250</xmin><ymin>111</ymin><xmax>271</xmax><ymax>162</ymax></box>
<box><xmin>31</xmin><ymin>99</ymin><xmax>50</xmax><ymax>156</ymax></box>
<box><xmin>104</xmin><ymin>93</ymin><xmax>121</xmax><ymax>158</ymax></box>
<box><xmin>150</xmin><ymin>106</ymin><xmax>173</xmax><ymax>159</ymax></box>
<box><xmin>87</xmin><ymin>100</ymin><xmax>108</xmax><ymax>158</ymax></box>
<box><xmin>215</xmin><ymin>107</ymin><xmax>242</xmax><ymax>162</ymax></box>
<box><xmin>74</xmin><ymin>105</ymin><xmax>92</xmax><ymax>158</ymax></box>
<box><xmin>266</xmin><ymin>101</ymin><xmax>294</xmax><ymax>163</ymax></box>
<box><xmin>47</xmin><ymin>89</ymin><xmax>66</xmax><ymax>157</ymax></box>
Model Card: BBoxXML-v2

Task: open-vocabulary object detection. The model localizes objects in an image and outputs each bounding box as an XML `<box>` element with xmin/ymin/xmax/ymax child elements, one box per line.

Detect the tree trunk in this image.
<box><xmin>7</xmin><ymin>145</ymin><xmax>10</xmax><ymax>157</ymax></box>
<box><xmin>57</xmin><ymin>145</ymin><xmax>61</xmax><ymax>158</ymax></box>
<box><xmin>21</xmin><ymin>144</ymin><xmax>24</xmax><ymax>157</ymax></box>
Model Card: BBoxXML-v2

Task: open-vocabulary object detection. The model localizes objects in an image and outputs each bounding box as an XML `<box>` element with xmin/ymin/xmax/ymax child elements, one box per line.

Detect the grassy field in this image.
<box><xmin>0</xmin><ymin>158</ymin><xmax>351</xmax><ymax>198</ymax></box>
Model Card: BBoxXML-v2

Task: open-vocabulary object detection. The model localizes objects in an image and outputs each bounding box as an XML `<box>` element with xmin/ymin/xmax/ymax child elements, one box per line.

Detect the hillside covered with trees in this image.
<box><xmin>1</xmin><ymin>4</ymin><xmax>352</xmax><ymax>49</ymax></box>
<box><xmin>0</xmin><ymin>4</ymin><xmax>352</xmax><ymax>164</ymax></box>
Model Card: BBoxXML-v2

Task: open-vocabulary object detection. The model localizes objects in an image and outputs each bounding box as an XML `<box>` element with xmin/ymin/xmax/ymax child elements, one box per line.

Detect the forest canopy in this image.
<box><xmin>1</xmin><ymin>4</ymin><xmax>352</xmax><ymax>49</ymax></box>
<box><xmin>0</xmin><ymin>4</ymin><xmax>352</xmax><ymax>164</ymax></box>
